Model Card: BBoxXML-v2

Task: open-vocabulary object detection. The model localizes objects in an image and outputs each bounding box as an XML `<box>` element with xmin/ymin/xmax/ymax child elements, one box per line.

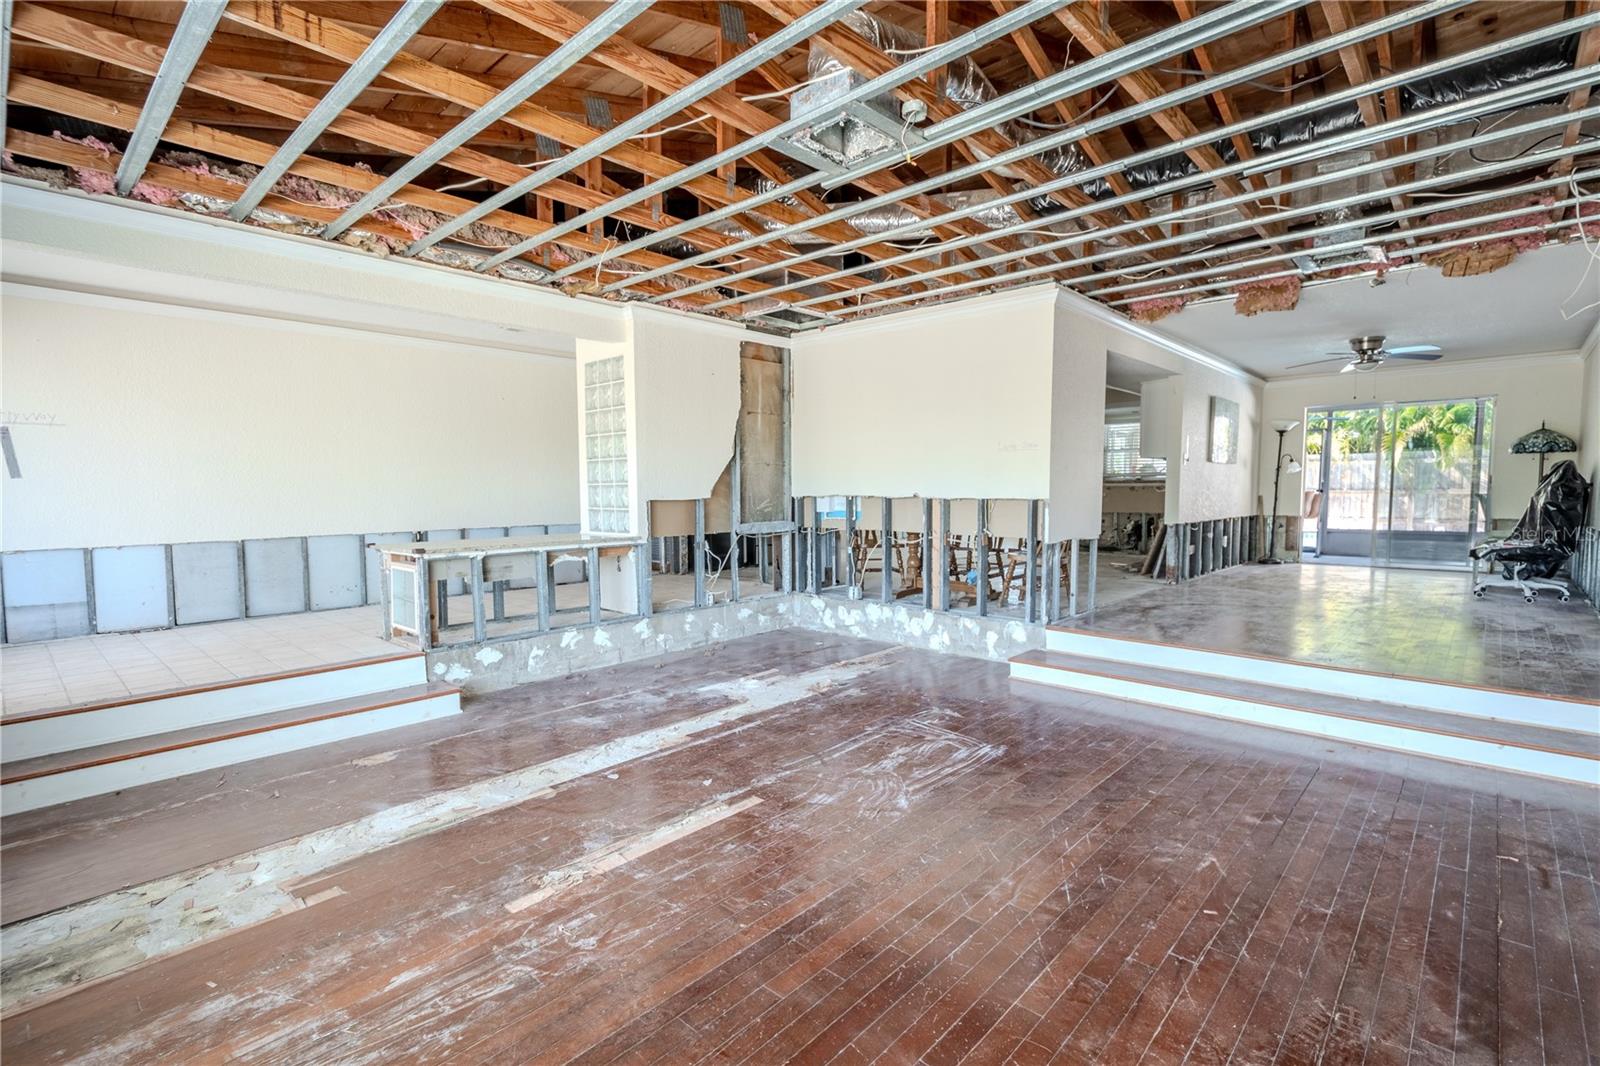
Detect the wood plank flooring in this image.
<box><xmin>1</xmin><ymin>631</ymin><xmax>1595</xmax><ymax>1064</ymax></box>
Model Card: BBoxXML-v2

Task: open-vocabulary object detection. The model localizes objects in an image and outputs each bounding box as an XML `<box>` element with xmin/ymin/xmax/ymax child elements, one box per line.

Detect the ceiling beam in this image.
<box><xmin>113</xmin><ymin>0</ymin><xmax>224</xmax><ymax>194</ymax></box>
<box><xmin>1319</xmin><ymin>0</ymin><xmax>1413</xmax><ymax>225</ymax></box>
<box><xmin>7</xmin><ymin>1</ymin><xmax>843</xmax><ymax>296</ymax></box>
<box><xmin>311</xmin><ymin>0</ymin><xmax>656</xmax><ymax>240</ymax></box>
<box><xmin>1554</xmin><ymin>4</ymin><xmax>1600</xmax><ymax>180</ymax></box>
<box><xmin>288</xmin><ymin>0</ymin><xmax>781</xmax><ymax>94</ymax></box>
<box><xmin>228</xmin><ymin>0</ymin><xmax>448</xmax><ymax>222</ymax></box>
<box><xmin>0</xmin><ymin>74</ymin><xmax>719</xmax><ymax>156</ymax></box>
<box><xmin>2</xmin><ymin>73</ymin><xmax>778</xmax><ymax>304</ymax></box>
<box><xmin>10</xmin><ymin>13</ymin><xmax>650</xmax><ymax>119</ymax></box>
<box><xmin>216</xmin><ymin>0</ymin><xmax>895</xmax><ymax>295</ymax></box>
<box><xmin>1169</xmin><ymin>0</ymin><xmax>1271</xmax><ymax>195</ymax></box>
<box><xmin>1049</xmin><ymin>2</ymin><xmax>1289</xmax><ymax>251</ymax></box>
<box><xmin>992</xmin><ymin>1</ymin><xmax>1170</xmax><ymax>249</ymax></box>
<box><xmin>473</xmin><ymin>0</ymin><xmax>1004</xmax><ymax>280</ymax></box>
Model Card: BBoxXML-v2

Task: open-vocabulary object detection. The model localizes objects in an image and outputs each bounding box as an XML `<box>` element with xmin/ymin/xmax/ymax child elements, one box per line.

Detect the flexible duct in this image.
<box><xmin>779</xmin><ymin>12</ymin><xmax>1583</xmax><ymax>235</ymax></box>
<box><xmin>619</xmin><ymin>18</ymin><xmax>1581</xmax><ymax>271</ymax></box>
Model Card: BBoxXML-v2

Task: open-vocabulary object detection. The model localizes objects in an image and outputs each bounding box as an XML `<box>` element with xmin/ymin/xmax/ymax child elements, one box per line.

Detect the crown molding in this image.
<box><xmin>1052</xmin><ymin>285</ymin><xmax>1261</xmax><ymax>385</ymax></box>
<box><xmin>791</xmin><ymin>282</ymin><xmax>1059</xmax><ymax>343</ymax></box>
<box><xmin>625</xmin><ymin>301</ymin><xmax>777</xmax><ymax>345</ymax></box>
<box><xmin>1262</xmin><ymin>347</ymin><xmax>1588</xmax><ymax>387</ymax></box>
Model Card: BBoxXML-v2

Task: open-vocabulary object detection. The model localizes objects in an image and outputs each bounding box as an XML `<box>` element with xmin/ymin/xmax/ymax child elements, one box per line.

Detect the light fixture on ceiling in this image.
<box><xmin>1285</xmin><ymin>336</ymin><xmax>1444</xmax><ymax>375</ymax></box>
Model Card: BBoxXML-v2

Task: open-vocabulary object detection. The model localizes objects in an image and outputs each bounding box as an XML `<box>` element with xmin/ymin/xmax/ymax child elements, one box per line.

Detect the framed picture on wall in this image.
<box><xmin>1209</xmin><ymin>396</ymin><xmax>1239</xmax><ymax>464</ymax></box>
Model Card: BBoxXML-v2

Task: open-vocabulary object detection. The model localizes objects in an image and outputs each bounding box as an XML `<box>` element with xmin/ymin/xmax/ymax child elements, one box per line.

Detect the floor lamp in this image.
<box><xmin>1260</xmin><ymin>419</ymin><xmax>1302</xmax><ymax>564</ymax></box>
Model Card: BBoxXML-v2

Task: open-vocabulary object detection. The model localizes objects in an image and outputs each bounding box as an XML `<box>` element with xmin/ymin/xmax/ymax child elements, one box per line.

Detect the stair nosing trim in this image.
<box><xmin>0</xmin><ymin>650</ymin><xmax>426</xmax><ymax>726</ymax></box>
<box><xmin>1011</xmin><ymin>655</ymin><xmax>1600</xmax><ymax>761</ymax></box>
<box><xmin>0</xmin><ymin>686</ymin><xmax>460</xmax><ymax>785</ymax></box>
<box><xmin>1011</xmin><ymin>674</ymin><xmax>1598</xmax><ymax>787</ymax></box>
<box><xmin>1046</xmin><ymin>626</ymin><xmax>1600</xmax><ymax>708</ymax></box>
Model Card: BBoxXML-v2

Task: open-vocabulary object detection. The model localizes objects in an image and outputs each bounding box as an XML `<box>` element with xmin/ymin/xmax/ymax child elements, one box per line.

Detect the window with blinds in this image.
<box><xmin>1104</xmin><ymin>412</ymin><xmax>1167</xmax><ymax>482</ymax></box>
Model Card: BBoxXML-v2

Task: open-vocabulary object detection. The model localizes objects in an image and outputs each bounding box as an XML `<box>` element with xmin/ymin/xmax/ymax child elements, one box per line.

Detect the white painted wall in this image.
<box><xmin>791</xmin><ymin>286</ymin><xmax>1258</xmax><ymax>537</ymax></box>
<box><xmin>791</xmin><ymin>286</ymin><xmax>1058</xmax><ymax>501</ymax></box>
<box><xmin>628</xmin><ymin>307</ymin><xmax>745</xmax><ymax>504</ymax></box>
<box><xmin>1</xmin><ymin>288</ymin><xmax>579</xmax><ymax>551</ymax></box>
<box><xmin>1258</xmin><ymin>352</ymin><xmax>1590</xmax><ymax>525</ymax></box>
<box><xmin>1048</xmin><ymin>302</ymin><xmax>1108</xmax><ymax>540</ymax></box>
<box><xmin>0</xmin><ymin>184</ymin><xmax>628</xmax><ymax>552</ymax></box>
<box><xmin>1579</xmin><ymin>327</ymin><xmax>1600</xmax><ymax>511</ymax></box>
<box><xmin>1053</xmin><ymin>291</ymin><xmax>1262</xmax><ymax>530</ymax></box>
<box><xmin>574</xmin><ymin>307</ymin><xmax>756</xmax><ymax>537</ymax></box>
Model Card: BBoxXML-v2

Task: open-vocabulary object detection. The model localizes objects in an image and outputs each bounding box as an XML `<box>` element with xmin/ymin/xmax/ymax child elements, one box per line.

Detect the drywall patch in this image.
<box><xmin>0</xmin><ymin>649</ymin><xmax>897</xmax><ymax>1012</ymax></box>
<box><xmin>473</xmin><ymin>647</ymin><xmax>504</xmax><ymax>667</ymax></box>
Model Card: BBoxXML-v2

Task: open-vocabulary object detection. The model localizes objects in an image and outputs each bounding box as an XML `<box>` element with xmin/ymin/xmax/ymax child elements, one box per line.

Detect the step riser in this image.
<box><xmin>1</xmin><ymin>657</ymin><xmax>427</xmax><ymax>761</ymax></box>
<box><xmin>0</xmin><ymin>692</ymin><xmax>461</xmax><ymax>815</ymax></box>
<box><xmin>1010</xmin><ymin>661</ymin><xmax>1598</xmax><ymax>787</ymax></box>
<box><xmin>1045</xmin><ymin>630</ymin><xmax>1594</xmax><ymax>734</ymax></box>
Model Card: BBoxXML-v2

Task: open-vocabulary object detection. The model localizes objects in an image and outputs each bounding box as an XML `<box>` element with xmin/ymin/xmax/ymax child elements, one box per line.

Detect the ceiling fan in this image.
<box><xmin>1286</xmin><ymin>335</ymin><xmax>1443</xmax><ymax>374</ymax></box>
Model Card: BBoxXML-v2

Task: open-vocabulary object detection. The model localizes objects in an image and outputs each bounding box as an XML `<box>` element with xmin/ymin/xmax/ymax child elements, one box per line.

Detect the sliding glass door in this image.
<box><xmin>1305</xmin><ymin>397</ymin><xmax>1494</xmax><ymax>567</ymax></box>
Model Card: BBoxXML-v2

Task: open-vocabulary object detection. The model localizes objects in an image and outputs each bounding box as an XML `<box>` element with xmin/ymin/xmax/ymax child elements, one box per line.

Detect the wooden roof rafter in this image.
<box><xmin>1</xmin><ymin>74</ymin><xmax>761</xmax><ymax>304</ymax></box>
<box><xmin>3</xmin><ymin>0</ymin><xmax>1592</xmax><ymax>332</ymax></box>
<box><xmin>214</xmin><ymin>0</ymin><xmax>935</xmax><ymax>299</ymax></box>
<box><xmin>988</xmin><ymin>0</ymin><xmax>1170</xmax><ymax>249</ymax></box>
<box><xmin>1047</xmin><ymin>3</ymin><xmax>1290</xmax><ymax>259</ymax></box>
<box><xmin>477</xmin><ymin>0</ymin><xmax>1022</xmax><ymax>272</ymax></box>
<box><xmin>6</xmin><ymin>1</ymin><xmax>880</xmax><ymax>300</ymax></box>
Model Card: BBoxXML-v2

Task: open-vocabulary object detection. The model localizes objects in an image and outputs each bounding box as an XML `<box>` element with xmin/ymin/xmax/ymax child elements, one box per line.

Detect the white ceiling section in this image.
<box><xmin>1151</xmin><ymin>242</ymin><xmax>1600</xmax><ymax>379</ymax></box>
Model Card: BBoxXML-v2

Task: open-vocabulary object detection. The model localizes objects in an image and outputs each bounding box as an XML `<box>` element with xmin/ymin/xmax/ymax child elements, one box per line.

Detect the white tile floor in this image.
<box><xmin>0</xmin><ymin>607</ymin><xmax>397</xmax><ymax>717</ymax></box>
<box><xmin>0</xmin><ymin>578</ymin><xmax>663</xmax><ymax>717</ymax></box>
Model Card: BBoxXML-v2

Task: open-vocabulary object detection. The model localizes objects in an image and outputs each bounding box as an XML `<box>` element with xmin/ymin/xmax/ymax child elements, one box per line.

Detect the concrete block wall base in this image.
<box><xmin>425</xmin><ymin>594</ymin><xmax>1047</xmax><ymax>695</ymax></box>
<box><xmin>786</xmin><ymin>595</ymin><xmax>1044</xmax><ymax>660</ymax></box>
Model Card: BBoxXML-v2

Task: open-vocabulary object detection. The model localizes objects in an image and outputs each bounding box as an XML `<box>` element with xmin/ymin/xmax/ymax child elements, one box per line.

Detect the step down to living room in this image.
<box><xmin>1011</xmin><ymin>629</ymin><xmax>1600</xmax><ymax>787</ymax></box>
<box><xmin>1</xmin><ymin>652</ymin><xmax>461</xmax><ymax>814</ymax></box>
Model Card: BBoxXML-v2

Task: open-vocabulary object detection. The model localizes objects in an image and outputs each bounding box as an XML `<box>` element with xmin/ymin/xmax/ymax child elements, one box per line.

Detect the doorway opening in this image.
<box><xmin>1302</xmin><ymin>397</ymin><xmax>1494</xmax><ymax>568</ymax></box>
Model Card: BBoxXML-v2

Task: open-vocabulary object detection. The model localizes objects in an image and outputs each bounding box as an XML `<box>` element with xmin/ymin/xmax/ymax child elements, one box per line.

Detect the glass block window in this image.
<box><xmin>584</xmin><ymin>356</ymin><xmax>631</xmax><ymax>533</ymax></box>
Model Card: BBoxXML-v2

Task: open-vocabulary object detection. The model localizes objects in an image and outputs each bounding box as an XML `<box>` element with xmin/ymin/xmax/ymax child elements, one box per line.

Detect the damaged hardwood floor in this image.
<box><xmin>1</xmin><ymin>631</ymin><xmax>1595</xmax><ymax>1064</ymax></box>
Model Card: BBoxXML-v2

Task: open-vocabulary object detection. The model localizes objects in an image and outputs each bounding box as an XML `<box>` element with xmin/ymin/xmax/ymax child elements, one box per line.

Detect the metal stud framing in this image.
<box><xmin>229</xmin><ymin>0</ymin><xmax>445</xmax><ymax>222</ymax></box>
<box><xmin>112</xmin><ymin>0</ymin><xmax>226</xmax><ymax>196</ymax></box>
<box><xmin>4</xmin><ymin>1</ymin><xmax>1595</xmax><ymax>330</ymax></box>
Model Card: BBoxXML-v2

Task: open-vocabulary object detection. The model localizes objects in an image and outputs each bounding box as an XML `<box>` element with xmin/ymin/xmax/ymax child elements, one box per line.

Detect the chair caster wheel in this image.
<box><xmin>1560</xmin><ymin>593</ymin><xmax>1571</xmax><ymax>602</ymax></box>
<box><xmin>1524</xmin><ymin>594</ymin><xmax>1536</xmax><ymax>603</ymax></box>
<box><xmin>1473</xmin><ymin>588</ymin><xmax>1486</xmax><ymax>598</ymax></box>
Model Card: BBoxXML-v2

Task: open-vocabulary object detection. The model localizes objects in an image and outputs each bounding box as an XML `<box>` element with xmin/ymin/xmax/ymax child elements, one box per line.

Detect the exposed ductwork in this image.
<box><xmin>753</xmin><ymin>11</ymin><xmax>1585</xmax><ymax>254</ymax></box>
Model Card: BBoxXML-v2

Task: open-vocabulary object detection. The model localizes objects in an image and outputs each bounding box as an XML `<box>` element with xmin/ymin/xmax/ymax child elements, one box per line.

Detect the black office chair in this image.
<box><xmin>1470</xmin><ymin>459</ymin><xmax>1591</xmax><ymax>603</ymax></box>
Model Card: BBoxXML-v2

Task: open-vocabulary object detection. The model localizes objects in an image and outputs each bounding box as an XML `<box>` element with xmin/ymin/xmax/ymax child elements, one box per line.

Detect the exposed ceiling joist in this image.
<box><xmin>2</xmin><ymin>0</ymin><xmax>1592</xmax><ymax>333</ymax></box>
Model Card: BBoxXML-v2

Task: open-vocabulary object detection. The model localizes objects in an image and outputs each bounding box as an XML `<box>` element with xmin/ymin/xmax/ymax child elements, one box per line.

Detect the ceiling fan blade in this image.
<box><xmin>1286</xmin><ymin>356</ymin><xmax>1354</xmax><ymax>369</ymax></box>
<box><xmin>1340</xmin><ymin>362</ymin><xmax>1357</xmax><ymax>374</ymax></box>
<box><xmin>1384</xmin><ymin>351</ymin><xmax>1443</xmax><ymax>361</ymax></box>
<box><xmin>1385</xmin><ymin>343</ymin><xmax>1441</xmax><ymax>354</ymax></box>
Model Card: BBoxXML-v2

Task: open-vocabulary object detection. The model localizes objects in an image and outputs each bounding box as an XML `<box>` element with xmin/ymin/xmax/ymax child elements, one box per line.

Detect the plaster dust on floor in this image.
<box><xmin>0</xmin><ymin>650</ymin><xmax>902</xmax><ymax>1015</ymax></box>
